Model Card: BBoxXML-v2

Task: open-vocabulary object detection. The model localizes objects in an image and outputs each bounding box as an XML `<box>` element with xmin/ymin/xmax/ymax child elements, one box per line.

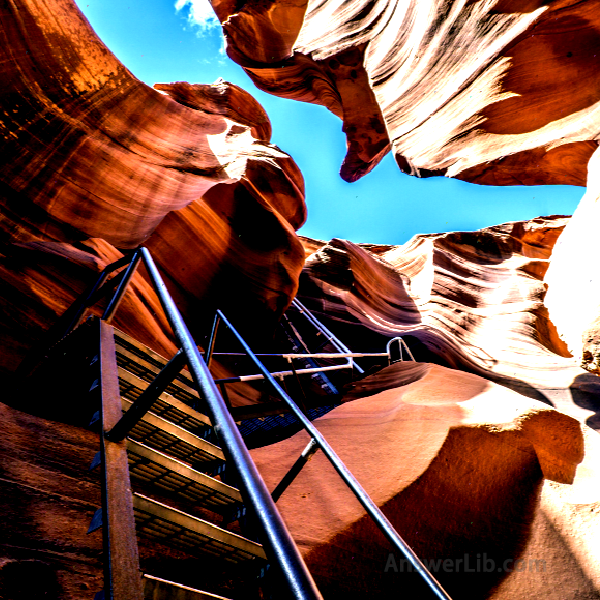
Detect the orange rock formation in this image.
<box><xmin>216</xmin><ymin>0</ymin><xmax>600</xmax><ymax>372</ymax></box>
<box><xmin>0</xmin><ymin>0</ymin><xmax>306</xmax><ymax>378</ymax></box>
<box><xmin>298</xmin><ymin>217</ymin><xmax>600</xmax><ymax>429</ymax></box>
<box><xmin>251</xmin><ymin>362</ymin><xmax>600</xmax><ymax>599</ymax></box>
<box><xmin>1</xmin><ymin>1</ymin><xmax>600</xmax><ymax>599</ymax></box>
<box><xmin>216</xmin><ymin>0</ymin><xmax>600</xmax><ymax>186</ymax></box>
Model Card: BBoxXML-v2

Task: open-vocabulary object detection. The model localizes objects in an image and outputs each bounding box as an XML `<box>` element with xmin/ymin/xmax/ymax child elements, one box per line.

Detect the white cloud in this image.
<box><xmin>175</xmin><ymin>0</ymin><xmax>219</xmax><ymax>32</ymax></box>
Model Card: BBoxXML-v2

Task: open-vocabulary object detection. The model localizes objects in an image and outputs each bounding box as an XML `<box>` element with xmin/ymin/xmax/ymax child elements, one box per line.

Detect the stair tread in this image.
<box><xmin>115</xmin><ymin>345</ymin><xmax>201</xmax><ymax>406</ymax></box>
<box><xmin>113</xmin><ymin>328</ymin><xmax>193</xmax><ymax>382</ymax></box>
<box><xmin>122</xmin><ymin>398</ymin><xmax>224</xmax><ymax>465</ymax></box>
<box><xmin>133</xmin><ymin>493</ymin><xmax>266</xmax><ymax>563</ymax></box>
<box><xmin>143</xmin><ymin>574</ymin><xmax>232</xmax><ymax>600</ymax></box>
<box><xmin>119</xmin><ymin>367</ymin><xmax>212</xmax><ymax>432</ymax></box>
<box><xmin>127</xmin><ymin>440</ymin><xmax>242</xmax><ymax>511</ymax></box>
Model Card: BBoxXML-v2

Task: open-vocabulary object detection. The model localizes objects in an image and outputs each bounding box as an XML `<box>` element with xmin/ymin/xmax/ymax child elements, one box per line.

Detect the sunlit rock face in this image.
<box><xmin>0</xmin><ymin>0</ymin><xmax>306</xmax><ymax>378</ymax></box>
<box><xmin>544</xmin><ymin>146</ymin><xmax>600</xmax><ymax>374</ymax></box>
<box><xmin>215</xmin><ymin>0</ymin><xmax>600</xmax><ymax>185</ymax></box>
<box><xmin>252</xmin><ymin>362</ymin><xmax>600</xmax><ymax>599</ymax></box>
<box><xmin>298</xmin><ymin>216</ymin><xmax>600</xmax><ymax>429</ymax></box>
<box><xmin>214</xmin><ymin>0</ymin><xmax>600</xmax><ymax>372</ymax></box>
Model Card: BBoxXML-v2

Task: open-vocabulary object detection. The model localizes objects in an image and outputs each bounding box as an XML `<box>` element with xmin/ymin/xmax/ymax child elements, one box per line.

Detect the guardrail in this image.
<box><xmin>36</xmin><ymin>246</ymin><xmax>451</xmax><ymax>600</ymax></box>
<box><xmin>209</xmin><ymin>309</ymin><xmax>451</xmax><ymax>600</ymax></box>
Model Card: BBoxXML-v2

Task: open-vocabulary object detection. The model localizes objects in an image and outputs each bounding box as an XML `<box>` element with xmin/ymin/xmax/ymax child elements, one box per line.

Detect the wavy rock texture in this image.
<box><xmin>298</xmin><ymin>216</ymin><xmax>600</xmax><ymax>430</ymax></box>
<box><xmin>0</xmin><ymin>0</ymin><xmax>306</xmax><ymax>378</ymax></box>
<box><xmin>0</xmin><ymin>400</ymin><xmax>105</xmax><ymax>599</ymax></box>
<box><xmin>252</xmin><ymin>362</ymin><xmax>600</xmax><ymax>599</ymax></box>
<box><xmin>216</xmin><ymin>0</ymin><xmax>600</xmax><ymax>185</ymax></box>
<box><xmin>215</xmin><ymin>0</ymin><xmax>600</xmax><ymax>370</ymax></box>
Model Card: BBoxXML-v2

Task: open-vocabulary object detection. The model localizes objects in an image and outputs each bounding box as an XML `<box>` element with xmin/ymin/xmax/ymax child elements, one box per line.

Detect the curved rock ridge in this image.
<box><xmin>251</xmin><ymin>361</ymin><xmax>600</xmax><ymax>598</ymax></box>
<box><xmin>0</xmin><ymin>0</ymin><xmax>307</xmax><ymax>377</ymax></box>
<box><xmin>215</xmin><ymin>0</ymin><xmax>600</xmax><ymax>185</ymax></box>
<box><xmin>298</xmin><ymin>216</ymin><xmax>600</xmax><ymax>427</ymax></box>
<box><xmin>155</xmin><ymin>79</ymin><xmax>273</xmax><ymax>142</ymax></box>
<box><xmin>0</xmin><ymin>0</ymin><xmax>302</xmax><ymax>247</ymax></box>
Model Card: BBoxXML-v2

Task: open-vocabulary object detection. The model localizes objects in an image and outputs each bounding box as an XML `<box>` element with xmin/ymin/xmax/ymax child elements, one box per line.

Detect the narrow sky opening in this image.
<box><xmin>74</xmin><ymin>0</ymin><xmax>585</xmax><ymax>245</ymax></box>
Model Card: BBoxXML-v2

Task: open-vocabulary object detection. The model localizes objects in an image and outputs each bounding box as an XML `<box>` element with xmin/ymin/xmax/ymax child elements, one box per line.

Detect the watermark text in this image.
<box><xmin>384</xmin><ymin>554</ymin><xmax>545</xmax><ymax>574</ymax></box>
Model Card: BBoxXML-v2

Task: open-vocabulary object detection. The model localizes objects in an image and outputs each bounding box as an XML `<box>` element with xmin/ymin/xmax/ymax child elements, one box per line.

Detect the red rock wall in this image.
<box><xmin>214</xmin><ymin>0</ymin><xmax>600</xmax><ymax>371</ymax></box>
<box><xmin>297</xmin><ymin>216</ymin><xmax>600</xmax><ymax>426</ymax></box>
<box><xmin>215</xmin><ymin>0</ymin><xmax>600</xmax><ymax>186</ymax></box>
<box><xmin>0</xmin><ymin>0</ymin><xmax>307</xmax><ymax>378</ymax></box>
<box><xmin>251</xmin><ymin>362</ymin><xmax>600</xmax><ymax>598</ymax></box>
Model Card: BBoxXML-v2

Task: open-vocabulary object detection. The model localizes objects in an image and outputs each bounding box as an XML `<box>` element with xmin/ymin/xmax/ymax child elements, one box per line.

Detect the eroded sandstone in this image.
<box><xmin>251</xmin><ymin>362</ymin><xmax>600</xmax><ymax>598</ymax></box>
<box><xmin>298</xmin><ymin>216</ymin><xmax>600</xmax><ymax>429</ymax></box>
<box><xmin>215</xmin><ymin>0</ymin><xmax>600</xmax><ymax>186</ymax></box>
<box><xmin>0</xmin><ymin>0</ymin><xmax>307</xmax><ymax>379</ymax></box>
<box><xmin>214</xmin><ymin>0</ymin><xmax>600</xmax><ymax>373</ymax></box>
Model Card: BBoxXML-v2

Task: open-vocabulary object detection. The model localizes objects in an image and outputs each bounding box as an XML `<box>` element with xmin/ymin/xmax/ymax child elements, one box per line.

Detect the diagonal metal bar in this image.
<box><xmin>205</xmin><ymin>312</ymin><xmax>221</xmax><ymax>369</ymax></box>
<box><xmin>105</xmin><ymin>349</ymin><xmax>187</xmax><ymax>442</ymax></box>
<box><xmin>87</xmin><ymin>269</ymin><xmax>127</xmax><ymax>307</ymax></box>
<box><xmin>139</xmin><ymin>247</ymin><xmax>323</xmax><ymax>600</ymax></box>
<box><xmin>291</xmin><ymin>299</ymin><xmax>364</xmax><ymax>374</ymax></box>
<box><xmin>14</xmin><ymin>254</ymin><xmax>134</xmax><ymax>378</ymax></box>
<box><xmin>217</xmin><ymin>309</ymin><xmax>452</xmax><ymax>600</ymax></box>
<box><xmin>102</xmin><ymin>250</ymin><xmax>141</xmax><ymax>323</ymax></box>
<box><xmin>271</xmin><ymin>439</ymin><xmax>319</xmax><ymax>503</ymax></box>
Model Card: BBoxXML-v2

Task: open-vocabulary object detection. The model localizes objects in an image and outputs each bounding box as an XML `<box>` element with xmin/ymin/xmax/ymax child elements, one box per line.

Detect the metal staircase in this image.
<box><xmin>19</xmin><ymin>247</ymin><xmax>451</xmax><ymax>600</ymax></box>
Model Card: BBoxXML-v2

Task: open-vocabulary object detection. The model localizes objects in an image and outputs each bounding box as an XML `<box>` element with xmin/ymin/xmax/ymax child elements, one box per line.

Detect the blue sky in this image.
<box><xmin>74</xmin><ymin>0</ymin><xmax>584</xmax><ymax>245</ymax></box>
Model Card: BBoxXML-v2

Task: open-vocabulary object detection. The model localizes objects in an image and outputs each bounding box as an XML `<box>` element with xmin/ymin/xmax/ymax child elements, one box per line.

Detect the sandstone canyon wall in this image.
<box><xmin>214</xmin><ymin>0</ymin><xmax>600</xmax><ymax>185</ymax></box>
<box><xmin>213</xmin><ymin>0</ymin><xmax>600</xmax><ymax>371</ymax></box>
<box><xmin>251</xmin><ymin>361</ymin><xmax>600</xmax><ymax>599</ymax></box>
<box><xmin>297</xmin><ymin>217</ymin><xmax>600</xmax><ymax>431</ymax></box>
<box><xmin>1</xmin><ymin>1</ymin><xmax>600</xmax><ymax>599</ymax></box>
<box><xmin>0</xmin><ymin>0</ymin><xmax>307</xmax><ymax>380</ymax></box>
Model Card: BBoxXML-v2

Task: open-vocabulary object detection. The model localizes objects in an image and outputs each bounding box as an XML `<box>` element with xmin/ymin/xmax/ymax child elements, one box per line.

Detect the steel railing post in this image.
<box><xmin>102</xmin><ymin>250</ymin><xmax>142</xmax><ymax>323</ymax></box>
<box><xmin>138</xmin><ymin>248</ymin><xmax>323</xmax><ymax>600</ymax></box>
<box><xmin>206</xmin><ymin>312</ymin><xmax>221</xmax><ymax>369</ymax></box>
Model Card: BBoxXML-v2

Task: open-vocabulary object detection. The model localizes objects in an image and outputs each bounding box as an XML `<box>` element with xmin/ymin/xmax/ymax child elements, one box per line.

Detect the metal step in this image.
<box><xmin>113</xmin><ymin>331</ymin><xmax>200</xmax><ymax>407</ymax></box>
<box><xmin>127</xmin><ymin>440</ymin><xmax>242</xmax><ymax>513</ymax></box>
<box><xmin>143</xmin><ymin>574</ymin><xmax>232</xmax><ymax>600</ymax></box>
<box><xmin>118</xmin><ymin>367</ymin><xmax>211</xmax><ymax>435</ymax></box>
<box><xmin>122</xmin><ymin>399</ymin><xmax>224</xmax><ymax>466</ymax></box>
<box><xmin>133</xmin><ymin>494</ymin><xmax>266</xmax><ymax>564</ymax></box>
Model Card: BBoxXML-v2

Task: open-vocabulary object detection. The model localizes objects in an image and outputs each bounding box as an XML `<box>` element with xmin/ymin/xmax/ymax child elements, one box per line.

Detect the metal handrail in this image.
<box><xmin>14</xmin><ymin>252</ymin><xmax>137</xmax><ymax>379</ymax></box>
<box><xmin>215</xmin><ymin>309</ymin><xmax>452</xmax><ymax>600</ymax></box>
<box><xmin>46</xmin><ymin>248</ymin><xmax>321</xmax><ymax>599</ymax></box>
<box><xmin>136</xmin><ymin>249</ymin><xmax>323</xmax><ymax>600</ymax></box>
<box><xmin>386</xmin><ymin>336</ymin><xmax>416</xmax><ymax>363</ymax></box>
<box><xmin>291</xmin><ymin>298</ymin><xmax>364</xmax><ymax>374</ymax></box>
<box><xmin>209</xmin><ymin>352</ymin><xmax>389</xmax><ymax>358</ymax></box>
<box><xmin>212</xmin><ymin>363</ymin><xmax>353</xmax><ymax>384</ymax></box>
<box><xmin>51</xmin><ymin>247</ymin><xmax>446</xmax><ymax>599</ymax></box>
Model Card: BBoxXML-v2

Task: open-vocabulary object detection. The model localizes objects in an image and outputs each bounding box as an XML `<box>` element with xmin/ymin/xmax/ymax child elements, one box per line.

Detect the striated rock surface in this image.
<box><xmin>216</xmin><ymin>0</ymin><xmax>600</xmax><ymax>186</ymax></box>
<box><xmin>0</xmin><ymin>0</ymin><xmax>307</xmax><ymax>379</ymax></box>
<box><xmin>251</xmin><ymin>361</ymin><xmax>600</xmax><ymax>599</ymax></box>
<box><xmin>0</xmin><ymin>238</ymin><xmax>178</xmax><ymax>373</ymax></box>
<box><xmin>298</xmin><ymin>216</ymin><xmax>600</xmax><ymax>429</ymax></box>
<box><xmin>214</xmin><ymin>0</ymin><xmax>600</xmax><ymax>369</ymax></box>
<box><xmin>0</xmin><ymin>402</ymin><xmax>104</xmax><ymax>599</ymax></box>
<box><xmin>2</xmin><ymin>1</ymin><xmax>600</xmax><ymax>598</ymax></box>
